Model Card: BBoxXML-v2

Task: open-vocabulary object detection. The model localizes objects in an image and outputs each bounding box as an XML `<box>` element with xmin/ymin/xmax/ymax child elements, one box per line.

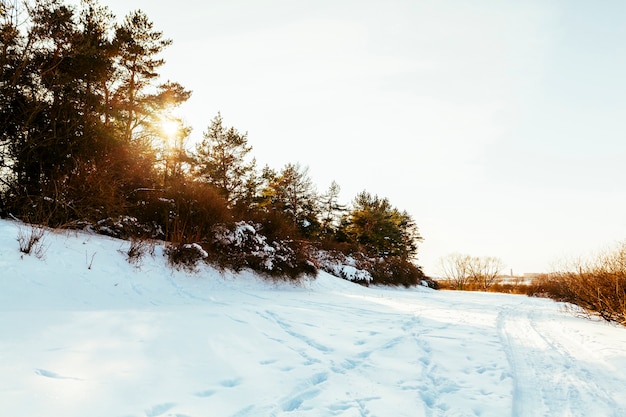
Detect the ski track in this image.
<box><xmin>497</xmin><ymin>303</ymin><xmax>626</xmax><ymax>417</ymax></box>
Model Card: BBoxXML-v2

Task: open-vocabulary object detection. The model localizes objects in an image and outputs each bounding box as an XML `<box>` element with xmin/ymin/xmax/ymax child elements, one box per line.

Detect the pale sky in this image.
<box><xmin>77</xmin><ymin>0</ymin><xmax>626</xmax><ymax>276</ymax></box>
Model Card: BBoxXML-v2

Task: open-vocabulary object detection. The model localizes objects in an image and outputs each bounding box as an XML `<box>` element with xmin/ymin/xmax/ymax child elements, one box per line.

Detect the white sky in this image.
<box><xmin>77</xmin><ymin>0</ymin><xmax>626</xmax><ymax>276</ymax></box>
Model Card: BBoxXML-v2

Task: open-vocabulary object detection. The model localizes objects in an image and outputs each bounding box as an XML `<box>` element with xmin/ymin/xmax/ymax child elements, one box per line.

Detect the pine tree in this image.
<box><xmin>346</xmin><ymin>191</ymin><xmax>422</xmax><ymax>260</ymax></box>
<box><xmin>263</xmin><ymin>163</ymin><xmax>319</xmax><ymax>236</ymax></box>
<box><xmin>194</xmin><ymin>113</ymin><xmax>255</xmax><ymax>205</ymax></box>
<box><xmin>145</xmin><ymin>81</ymin><xmax>192</xmax><ymax>185</ymax></box>
<box><xmin>113</xmin><ymin>9</ymin><xmax>171</xmax><ymax>143</ymax></box>
<box><xmin>0</xmin><ymin>0</ymin><xmax>25</xmax><ymax>191</ymax></box>
<box><xmin>0</xmin><ymin>0</ymin><xmax>186</xmax><ymax>224</ymax></box>
<box><xmin>318</xmin><ymin>180</ymin><xmax>346</xmax><ymax>239</ymax></box>
<box><xmin>3</xmin><ymin>0</ymin><xmax>118</xmax><ymax>200</ymax></box>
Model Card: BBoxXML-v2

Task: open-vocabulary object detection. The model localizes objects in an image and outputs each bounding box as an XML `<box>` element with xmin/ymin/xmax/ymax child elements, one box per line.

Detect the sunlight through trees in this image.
<box><xmin>0</xmin><ymin>0</ymin><xmax>426</xmax><ymax>285</ymax></box>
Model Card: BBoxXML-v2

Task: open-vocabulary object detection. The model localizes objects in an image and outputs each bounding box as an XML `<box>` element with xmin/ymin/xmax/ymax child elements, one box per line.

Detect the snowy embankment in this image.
<box><xmin>1</xmin><ymin>220</ymin><xmax>625</xmax><ymax>417</ymax></box>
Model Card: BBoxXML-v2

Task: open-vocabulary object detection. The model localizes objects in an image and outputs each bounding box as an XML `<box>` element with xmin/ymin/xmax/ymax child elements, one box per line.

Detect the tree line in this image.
<box><xmin>0</xmin><ymin>0</ymin><xmax>425</xmax><ymax>284</ymax></box>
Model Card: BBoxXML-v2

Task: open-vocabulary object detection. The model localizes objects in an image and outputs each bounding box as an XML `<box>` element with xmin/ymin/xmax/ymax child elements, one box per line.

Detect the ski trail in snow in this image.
<box><xmin>527</xmin><ymin>311</ymin><xmax>626</xmax><ymax>417</ymax></box>
<box><xmin>498</xmin><ymin>305</ymin><xmax>550</xmax><ymax>417</ymax></box>
<box><xmin>498</xmin><ymin>304</ymin><xmax>625</xmax><ymax>417</ymax></box>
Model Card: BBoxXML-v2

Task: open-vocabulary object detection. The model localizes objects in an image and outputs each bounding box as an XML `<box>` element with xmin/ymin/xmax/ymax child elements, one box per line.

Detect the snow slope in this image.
<box><xmin>1</xmin><ymin>219</ymin><xmax>625</xmax><ymax>417</ymax></box>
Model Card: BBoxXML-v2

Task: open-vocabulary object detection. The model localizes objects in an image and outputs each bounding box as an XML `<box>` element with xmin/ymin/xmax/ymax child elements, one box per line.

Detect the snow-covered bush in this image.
<box><xmin>313</xmin><ymin>249</ymin><xmax>373</xmax><ymax>284</ymax></box>
<box><xmin>94</xmin><ymin>216</ymin><xmax>164</xmax><ymax>239</ymax></box>
<box><xmin>165</xmin><ymin>242</ymin><xmax>208</xmax><ymax>271</ymax></box>
<box><xmin>312</xmin><ymin>248</ymin><xmax>431</xmax><ymax>287</ymax></box>
<box><xmin>212</xmin><ymin>221</ymin><xmax>315</xmax><ymax>279</ymax></box>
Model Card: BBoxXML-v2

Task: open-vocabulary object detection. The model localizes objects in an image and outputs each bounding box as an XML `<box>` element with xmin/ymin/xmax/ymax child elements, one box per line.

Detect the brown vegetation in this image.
<box><xmin>16</xmin><ymin>223</ymin><xmax>47</xmax><ymax>258</ymax></box>
<box><xmin>438</xmin><ymin>253</ymin><xmax>504</xmax><ymax>291</ymax></box>
<box><xmin>527</xmin><ymin>243</ymin><xmax>626</xmax><ymax>325</ymax></box>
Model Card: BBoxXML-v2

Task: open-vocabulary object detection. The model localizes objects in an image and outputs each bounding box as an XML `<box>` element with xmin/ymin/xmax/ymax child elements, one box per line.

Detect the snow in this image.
<box><xmin>1</xmin><ymin>219</ymin><xmax>626</xmax><ymax>417</ymax></box>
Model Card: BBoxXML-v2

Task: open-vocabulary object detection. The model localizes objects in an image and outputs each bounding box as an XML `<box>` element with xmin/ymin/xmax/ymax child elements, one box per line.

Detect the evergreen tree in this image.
<box><xmin>263</xmin><ymin>163</ymin><xmax>319</xmax><ymax>236</ymax></box>
<box><xmin>0</xmin><ymin>0</ymin><xmax>25</xmax><ymax>192</ymax></box>
<box><xmin>113</xmin><ymin>9</ymin><xmax>171</xmax><ymax>143</ymax></box>
<box><xmin>318</xmin><ymin>180</ymin><xmax>346</xmax><ymax>239</ymax></box>
<box><xmin>346</xmin><ymin>191</ymin><xmax>422</xmax><ymax>261</ymax></box>
<box><xmin>0</xmin><ymin>0</ymin><xmax>184</xmax><ymax>223</ymax></box>
<box><xmin>145</xmin><ymin>81</ymin><xmax>192</xmax><ymax>186</ymax></box>
<box><xmin>3</xmin><ymin>0</ymin><xmax>117</xmax><ymax>202</ymax></box>
<box><xmin>194</xmin><ymin>113</ymin><xmax>255</xmax><ymax>205</ymax></box>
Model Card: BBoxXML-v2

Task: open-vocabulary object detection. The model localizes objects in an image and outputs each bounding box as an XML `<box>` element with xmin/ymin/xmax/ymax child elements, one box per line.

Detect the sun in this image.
<box><xmin>160</xmin><ymin>116</ymin><xmax>180</xmax><ymax>139</ymax></box>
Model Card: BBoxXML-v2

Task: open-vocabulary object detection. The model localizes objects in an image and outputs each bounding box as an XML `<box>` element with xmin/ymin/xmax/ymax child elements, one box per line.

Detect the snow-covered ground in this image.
<box><xmin>1</xmin><ymin>219</ymin><xmax>625</xmax><ymax>417</ymax></box>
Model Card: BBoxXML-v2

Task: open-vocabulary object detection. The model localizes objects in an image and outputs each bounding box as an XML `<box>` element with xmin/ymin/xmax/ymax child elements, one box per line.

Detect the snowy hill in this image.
<box><xmin>1</xmin><ymin>219</ymin><xmax>625</xmax><ymax>417</ymax></box>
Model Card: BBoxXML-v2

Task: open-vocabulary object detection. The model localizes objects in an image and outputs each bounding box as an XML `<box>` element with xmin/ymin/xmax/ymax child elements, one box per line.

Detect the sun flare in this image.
<box><xmin>160</xmin><ymin>116</ymin><xmax>179</xmax><ymax>139</ymax></box>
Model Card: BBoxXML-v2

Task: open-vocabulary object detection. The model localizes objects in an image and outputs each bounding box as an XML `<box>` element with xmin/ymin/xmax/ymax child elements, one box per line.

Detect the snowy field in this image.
<box><xmin>1</xmin><ymin>219</ymin><xmax>625</xmax><ymax>417</ymax></box>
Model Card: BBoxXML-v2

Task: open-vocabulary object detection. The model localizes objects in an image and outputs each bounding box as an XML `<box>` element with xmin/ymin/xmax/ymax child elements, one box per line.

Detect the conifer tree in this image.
<box><xmin>0</xmin><ymin>0</ymin><xmax>186</xmax><ymax>223</ymax></box>
<box><xmin>263</xmin><ymin>163</ymin><xmax>319</xmax><ymax>236</ymax></box>
<box><xmin>319</xmin><ymin>180</ymin><xmax>346</xmax><ymax>239</ymax></box>
<box><xmin>145</xmin><ymin>81</ymin><xmax>192</xmax><ymax>185</ymax></box>
<box><xmin>194</xmin><ymin>113</ymin><xmax>255</xmax><ymax>205</ymax></box>
<box><xmin>346</xmin><ymin>191</ymin><xmax>421</xmax><ymax>260</ymax></box>
<box><xmin>113</xmin><ymin>9</ymin><xmax>172</xmax><ymax>143</ymax></box>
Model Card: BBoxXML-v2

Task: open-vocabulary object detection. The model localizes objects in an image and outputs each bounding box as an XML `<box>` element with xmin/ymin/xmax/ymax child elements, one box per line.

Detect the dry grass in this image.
<box><xmin>16</xmin><ymin>224</ymin><xmax>47</xmax><ymax>259</ymax></box>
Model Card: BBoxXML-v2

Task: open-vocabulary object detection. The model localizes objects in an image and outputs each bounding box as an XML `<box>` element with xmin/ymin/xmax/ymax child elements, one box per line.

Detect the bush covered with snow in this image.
<box><xmin>313</xmin><ymin>249</ymin><xmax>373</xmax><ymax>284</ymax></box>
<box><xmin>165</xmin><ymin>242</ymin><xmax>208</xmax><ymax>271</ymax></box>
<box><xmin>93</xmin><ymin>216</ymin><xmax>164</xmax><ymax>240</ymax></box>
<box><xmin>211</xmin><ymin>221</ymin><xmax>315</xmax><ymax>279</ymax></box>
<box><xmin>312</xmin><ymin>248</ymin><xmax>432</xmax><ymax>288</ymax></box>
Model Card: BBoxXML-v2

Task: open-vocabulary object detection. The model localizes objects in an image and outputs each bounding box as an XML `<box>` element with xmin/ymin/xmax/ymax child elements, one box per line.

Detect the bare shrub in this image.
<box><xmin>468</xmin><ymin>256</ymin><xmax>504</xmax><ymax>290</ymax></box>
<box><xmin>488</xmin><ymin>281</ymin><xmax>530</xmax><ymax>294</ymax></box>
<box><xmin>123</xmin><ymin>238</ymin><xmax>154</xmax><ymax>265</ymax></box>
<box><xmin>17</xmin><ymin>224</ymin><xmax>48</xmax><ymax>259</ymax></box>
<box><xmin>438</xmin><ymin>253</ymin><xmax>504</xmax><ymax>290</ymax></box>
<box><xmin>536</xmin><ymin>243</ymin><xmax>626</xmax><ymax>325</ymax></box>
<box><xmin>439</xmin><ymin>253</ymin><xmax>472</xmax><ymax>290</ymax></box>
<box><xmin>525</xmin><ymin>273</ymin><xmax>568</xmax><ymax>299</ymax></box>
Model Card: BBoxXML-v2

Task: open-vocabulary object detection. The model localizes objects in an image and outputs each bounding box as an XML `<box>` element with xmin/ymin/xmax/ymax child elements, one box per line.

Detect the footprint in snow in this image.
<box><xmin>35</xmin><ymin>368</ymin><xmax>82</xmax><ymax>380</ymax></box>
<box><xmin>194</xmin><ymin>389</ymin><xmax>216</xmax><ymax>398</ymax></box>
<box><xmin>144</xmin><ymin>402</ymin><xmax>176</xmax><ymax>417</ymax></box>
<box><xmin>220</xmin><ymin>377</ymin><xmax>242</xmax><ymax>387</ymax></box>
<box><xmin>281</xmin><ymin>388</ymin><xmax>321</xmax><ymax>412</ymax></box>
